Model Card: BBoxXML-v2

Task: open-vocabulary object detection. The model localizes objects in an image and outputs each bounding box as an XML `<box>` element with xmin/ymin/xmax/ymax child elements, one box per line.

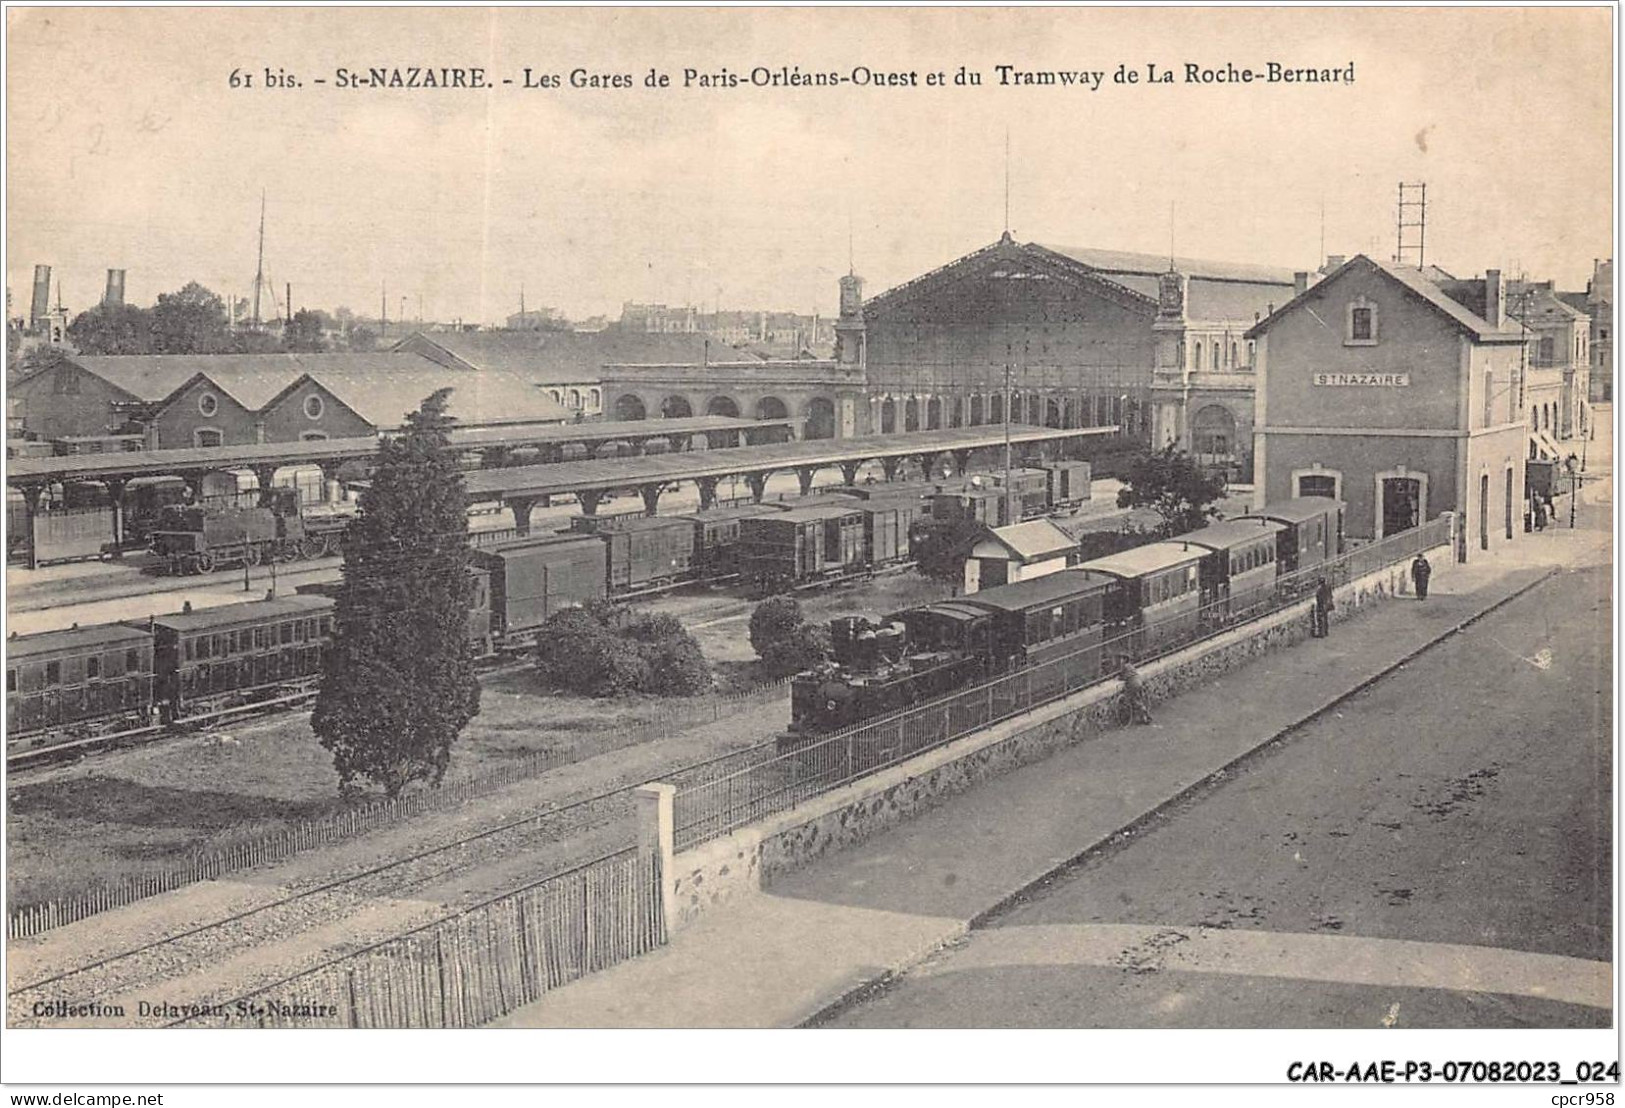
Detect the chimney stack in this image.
<box><xmin>103</xmin><ymin>269</ymin><xmax>126</xmax><ymax>309</ymax></box>
<box><xmin>29</xmin><ymin>265</ymin><xmax>51</xmax><ymax>327</ymax></box>
<box><xmin>1485</xmin><ymin>268</ymin><xmax>1504</xmax><ymax>327</ymax></box>
<box><xmin>1293</xmin><ymin>271</ymin><xmax>1310</xmax><ymax>296</ymax></box>
<box><xmin>1325</xmin><ymin>254</ymin><xmax>1346</xmax><ymax>271</ymax></box>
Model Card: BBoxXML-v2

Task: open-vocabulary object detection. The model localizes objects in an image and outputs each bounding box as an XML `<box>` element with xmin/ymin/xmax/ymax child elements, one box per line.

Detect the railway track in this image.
<box><xmin>6</xmin><ymin>777</ymin><xmax>643</xmax><ymax>1025</ymax></box>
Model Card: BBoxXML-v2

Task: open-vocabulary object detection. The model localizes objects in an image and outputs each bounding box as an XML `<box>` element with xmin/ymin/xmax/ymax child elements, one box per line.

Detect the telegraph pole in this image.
<box><xmin>1003</xmin><ymin>359</ymin><xmax>1014</xmax><ymax>527</ymax></box>
<box><xmin>251</xmin><ymin>191</ymin><xmax>266</xmax><ymax>329</ymax></box>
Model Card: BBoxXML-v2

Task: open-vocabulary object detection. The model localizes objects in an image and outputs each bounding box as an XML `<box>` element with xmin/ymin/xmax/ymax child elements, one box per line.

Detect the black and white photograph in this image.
<box><xmin>1</xmin><ymin>3</ymin><xmax>1616</xmax><ymax>1096</ymax></box>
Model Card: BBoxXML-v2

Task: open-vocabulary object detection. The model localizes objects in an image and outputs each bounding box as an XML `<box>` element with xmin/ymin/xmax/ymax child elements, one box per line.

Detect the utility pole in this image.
<box><xmin>1003</xmin><ymin>358</ymin><xmax>1014</xmax><ymax>528</ymax></box>
<box><xmin>252</xmin><ymin>191</ymin><xmax>266</xmax><ymax>330</ymax></box>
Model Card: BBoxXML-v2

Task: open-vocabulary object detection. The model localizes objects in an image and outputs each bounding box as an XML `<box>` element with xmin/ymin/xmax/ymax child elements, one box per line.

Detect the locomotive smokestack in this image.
<box><xmin>103</xmin><ymin>269</ymin><xmax>127</xmax><ymax>309</ymax></box>
<box><xmin>29</xmin><ymin>265</ymin><xmax>51</xmax><ymax>327</ymax></box>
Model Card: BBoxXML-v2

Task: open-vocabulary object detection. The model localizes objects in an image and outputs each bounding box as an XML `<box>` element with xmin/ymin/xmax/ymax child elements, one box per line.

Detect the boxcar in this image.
<box><xmin>1038</xmin><ymin>461</ymin><xmax>1093</xmax><ymax>509</ymax></box>
<box><xmin>1179</xmin><ymin>518</ymin><xmax>1286</xmax><ymax>623</ymax></box>
<box><xmin>144</xmin><ymin>595</ymin><xmax>334</xmax><ymax>720</ymax></box>
<box><xmin>1081</xmin><ymin>542</ymin><xmax>1205</xmax><ymax>663</ymax></box>
<box><xmin>6</xmin><ymin>624</ymin><xmax>155</xmax><ymax>737</ymax></box>
<box><xmin>821</xmin><ymin>481</ymin><xmax>939</xmax><ymax>503</ymax></box>
<box><xmin>470</xmin><ymin>535</ymin><xmax>606</xmax><ymax>643</ymax></box>
<box><xmin>739</xmin><ymin>505</ymin><xmax>867</xmax><ymax>588</ymax></box>
<box><xmin>991</xmin><ymin>468</ymin><xmax>1051</xmax><ymax>520</ymax></box>
<box><xmin>856</xmin><ymin>496</ymin><xmax>925</xmax><ymax>566</ymax></box>
<box><xmin>932</xmin><ymin>486</ymin><xmax>1006</xmax><ymax>528</ymax></box>
<box><xmin>1241</xmin><ymin>497</ymin><xmax>1346</xmax><ymax>580</ymax></box>
<box><xmin>599</xmin><ymin>516</ymin><xmax>696</xmax><ymax>593</ymax></box>
<box><xmin>676</xmin><ymin>503</ymin><xmax>787</xmax><ymax>575</ymax></box>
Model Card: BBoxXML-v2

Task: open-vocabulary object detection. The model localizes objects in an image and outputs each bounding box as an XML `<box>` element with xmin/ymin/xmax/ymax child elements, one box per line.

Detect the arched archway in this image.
<box><xmin>1192</xmin><ymin>404</ymin><xmax>1238</xmax><ymax>464</ymax></box>
<box><xmin>614</xmin><ymin>394</ymin><xmax>648</xmax><ymax>421</ymax></box>
<box><xmin>950</xmin><ymin>397</ymin><xmax>964</xmax><ymax>428</ymax></box>
<box><xmin>1027</xmin><ymin>395</ymin><xmax>1043</xmax><ymax>425</ymax></box>
<box><xmin>904</xmin><ymin>397</ymin><xmax>920</xmax><ymax>432</ymax></box>
<box><xmin>970</xmin><ymin>394</ymin><xmax>985</xmax><ymax>425</ymax></box>
<box><xmin>755</xmin><ymin>396</ymin><xmax>789</xmax><ymax>421</ymax></box>
<box><xmin>926</xmin><ymin>397</ymin><xmax>942</xmax><ymax>430</ymax></box>
<box><xmin>660</xmin><ymin>395</ymin><xmax>693</xmax><ymax>419</ymax></box>
<box><xmin>706</xmin><ymin>395</ymin><xmax>740</xmax><ymax>418</ymax></box>
<box><xmin>1045</xmin><ymin>398</ymin><xmax>1063</xmax><ymax>428</ymax></box>
<box><xmin>803</xmin><ymin>396</ymin><xmax>836</xmax><ymax>440</ymax></box>
<box><xmin>989</xmin><ymin>393</ymin><xmax>1004</xmax><ymax>423</ymax></box>
<box><xmin>881</xmin><ymin>398</ymin><xmax>897</xmax><ymax>434</ymax></box>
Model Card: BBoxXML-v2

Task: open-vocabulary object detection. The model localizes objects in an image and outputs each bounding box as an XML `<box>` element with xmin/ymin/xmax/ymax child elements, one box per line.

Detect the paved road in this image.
<box><xmin>826</xmin><ymin>564</ymin><xmax>1612</xmax><ymax>1028</ymax></box>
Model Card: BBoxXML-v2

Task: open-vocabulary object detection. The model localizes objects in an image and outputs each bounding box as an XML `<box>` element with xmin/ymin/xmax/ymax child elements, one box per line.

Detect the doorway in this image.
<box><xmin>1479</xmin><ymin>474</ymin><xmax>1490</xmax><ymax>551</ymax></box>
<box><xmin>1380</xmin><ymin>476</ymin><xmax>1421</xmax><ymax>537</ymax></box>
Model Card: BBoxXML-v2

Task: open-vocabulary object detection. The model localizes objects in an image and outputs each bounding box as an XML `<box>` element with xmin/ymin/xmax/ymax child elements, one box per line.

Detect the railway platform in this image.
<box><xmin>493</xmin><ymin>516</ymin><xmax>1603</xmax><ymax>1028</ymax></box>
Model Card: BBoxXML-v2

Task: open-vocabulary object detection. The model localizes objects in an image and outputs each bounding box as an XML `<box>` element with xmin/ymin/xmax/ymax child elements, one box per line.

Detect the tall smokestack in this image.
<box><xmin>29</xmin><ymin>265</ymin><xmax>51</xmax><ymax>327</ymax></box>
<box><xmin>103</xmin><ymin>269</ymin><xmax>126</xmax><ymax>309</ymax></box>
<box><xmin>1485</xmin><ymin>269</ymin><xmax>1504</xmax><ymax>328</ymax></box>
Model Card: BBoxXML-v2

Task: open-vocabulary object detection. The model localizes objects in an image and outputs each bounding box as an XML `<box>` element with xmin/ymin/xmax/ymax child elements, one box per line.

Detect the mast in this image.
<box><xmin>252</xmin><ymin>191</ymin><xmax>266</xmax><ymax>329</ymax></box>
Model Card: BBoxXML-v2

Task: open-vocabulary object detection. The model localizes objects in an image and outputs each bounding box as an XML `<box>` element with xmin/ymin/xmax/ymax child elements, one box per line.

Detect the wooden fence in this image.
<box><xmin>171</xmin><ymin>848</ymin><xmax>663</xmax><ymax>1028</ymax></box>
<box><xmin>8</xmin><ymin>677</ymin><xmax>787</xmax><ymax>941</ymax></box>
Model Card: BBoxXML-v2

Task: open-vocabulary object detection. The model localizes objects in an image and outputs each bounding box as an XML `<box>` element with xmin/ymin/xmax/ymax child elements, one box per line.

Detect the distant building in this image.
<box><xmin>620</xmin><ymin>302</ymin><xmax>698</xmax><ymax>333</ymax></box>
<box><xmin>505</xmin><ymin>307</ymin><xmax>564</xmax><ymax>331</ymax></box>
<box><xmin>1248</xmin><ymin>255</ymin><xmax>1529</xmax><ymax>558</ymax></box>
<box><xmin>1507</xmin><ymin>278</ymin><xmax>1591</xmax><ymax>446</ymax></box>
<box><xmin>1587</xmin><ymin>258</ymin><xmax>1611</xmax><ymax>402</ymax></box>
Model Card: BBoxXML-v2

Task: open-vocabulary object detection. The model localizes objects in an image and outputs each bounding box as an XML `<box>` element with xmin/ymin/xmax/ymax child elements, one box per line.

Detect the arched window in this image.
<box><xmin>550</xmin><ymin>389</ymin><xmax>562</xmax><ymax>403</ymax></box>
<box><xmin>1247</xmin><ymin>340</ymin><xmax>1256</xmax><ymax>366</ymax></box>
<box><xmin>1193</xmin><ymin>343</ymin><xmax>1203</xmax><ymax>370</ymax></box>
<box><xmin>194</xmin><ymin>428</ymin><xmax>223</xmax><ymax>448</ymax></box>
<box><xmin>1211</xmin><ymin>341</ymin><xmax>1221</xmax><ymax>369</ymax></box>
<box><xmin>300</xmin><ymin>430</ymin><xmax>329</xmax><ymax>442</ymax></box>
<box><xmin>569</xmin><ymin>388</ymin><xmax>582</xmax><ymax>408</ymax></box>
<box><xmin>589</xmin><ymin>388</ymin><xmax>601</xmax><ymax>409</ymax></box>
<box><xmin>1229</xmin><ymin>342</ymin><xmax>1238</xmax><ymax>367</ymax></box>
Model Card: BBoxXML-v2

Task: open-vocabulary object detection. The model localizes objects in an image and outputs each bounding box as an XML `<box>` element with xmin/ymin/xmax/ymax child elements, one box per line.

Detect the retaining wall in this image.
<box><xmin>660</xmin><ymin>541</ymin><xmax>1453</xmax><ymax>931</ymax></box>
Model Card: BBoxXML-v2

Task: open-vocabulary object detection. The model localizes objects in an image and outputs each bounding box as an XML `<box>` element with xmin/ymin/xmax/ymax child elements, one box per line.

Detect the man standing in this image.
<box><xmin>1410</xmin><ymin>553</ymin><xmax>1432</xmax><ymax>600</ymax></box>
<box><xmin>1313</xmin><ymin>577</ymin><xmax>1334</xmax><ymax>638</ymax></box>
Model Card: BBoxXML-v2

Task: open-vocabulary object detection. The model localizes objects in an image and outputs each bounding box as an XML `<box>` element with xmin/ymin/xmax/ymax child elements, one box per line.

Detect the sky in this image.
<box><xmin>4</xmin><ymin>6</ymin><xmax>1614</xmax><ymax>327</ymax></box>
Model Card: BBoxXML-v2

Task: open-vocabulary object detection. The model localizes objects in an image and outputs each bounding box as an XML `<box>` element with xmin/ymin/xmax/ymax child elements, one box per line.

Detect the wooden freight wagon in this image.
<box><xmin>739</xmin><ymin>505</ymin><xmax>866</xmax><ymax>590</ymax></box>
<box><xmin>145</xmin><ymin>595</ymin><xmax>334</xmax><ymax>720</ymax></box>
<box><xmin>599</xmin><ymin>516</ymin><xmax>696</xmax><ymax>594</ymax></box>
<box><xmin>470</xmin><ymin>535</ymin><xmax>606</xmax><ymax>644</ymax></box>
<box><xmin>6</xmin><ymin>623</ymin><xmax>155</xmax><ymax>737</ymax></box>
<box><xmin>1039</xmin><ymin>461</ymin><xmax>1092</xmax><ymax>509</ymax></box>
<box><xmin>677</xmin><ymin>503</ymin><xmax>787</xmax><ymax>575</ymax></box>
<box><xmin>932</xmin><ymin>486</ymin><xmax>1008</xmax><ymax>528</ymax></box>
<box><xmin>991</xmin><ymin>468</ymin><xmax>1051</xmax><ymax>520</ymax></box>
<box><xmin>857</xmin><ymin>497</ymin><xmax>925</xmax><ymax>566</ymax></box>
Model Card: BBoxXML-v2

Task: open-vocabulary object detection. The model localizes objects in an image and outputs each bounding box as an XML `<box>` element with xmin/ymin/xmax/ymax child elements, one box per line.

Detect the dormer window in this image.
<box><xmin>1346</xmin><ymin>297</ymin><xmax>1378</xmax><ymax>345</ymax></box>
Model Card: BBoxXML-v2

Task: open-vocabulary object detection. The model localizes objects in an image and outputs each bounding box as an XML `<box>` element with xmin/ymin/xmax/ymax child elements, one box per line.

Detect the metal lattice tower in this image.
<box><xmin>1395</xmin><ymin>182</ymin><xmax>1427</xmax><ymax>268</ymax></box>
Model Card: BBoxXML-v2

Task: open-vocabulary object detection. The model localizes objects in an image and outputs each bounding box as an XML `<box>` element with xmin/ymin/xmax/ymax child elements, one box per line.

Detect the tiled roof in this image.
<box><xmin>71</xmin><ymin>353</ymin><xmax>446</xmax><ymax>409</ymax></box>
<box><xmin>302</xmin><ymin>368</ymin><xmax>569</xmax><ymax>429</ymax></box>
<box><xmin>399</xmin><ymin>329</ymin><xmax>758</xmax><ymax>384</ymax></box>
<box><xmin>979</xmin><ymin>518</ymin><xmax>1078</xmax><ymax>562</ymax></box>
<box><xmin>1040</xmin><ymin>244</ymin><xmax>1300</xmax><ymax>286</ymax></box>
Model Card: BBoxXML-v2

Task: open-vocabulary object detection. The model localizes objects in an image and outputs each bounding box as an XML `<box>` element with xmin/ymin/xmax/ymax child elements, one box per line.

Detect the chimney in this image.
<box><xmin>1326</xmin><ymin>254</ymin><xmax>1346</xmax><ymax>271</ymax></box>
<box><xmin>1485</xmin><ymin>269</ymin><xmax>1504</xmax><ymax>327</ymax></box>
<box><xmin>29</xmin><ymin>265</ymin><xmax>51</xmax><ymax>327</ymax></box>
<box><xmin>103</xmin><ymin>269</ymin><xmax>126</xmax><ymax>309</ymax></box>
<box><xmin>1293</xmin><ymin>272</ymin><xmax>1310</xmax><ymax>296</ymax></box>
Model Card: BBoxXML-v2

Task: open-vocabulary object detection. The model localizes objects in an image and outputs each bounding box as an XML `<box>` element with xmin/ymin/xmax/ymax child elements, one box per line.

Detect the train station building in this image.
<box><xmin>1248</xmin><ymin>255</ymin><xmax>1531</xmax><ymax>559</ymax></box>
<box><xmin>844</xmin><ymin>234</ymin><xmax>1298</xmax><ymax>479</ymax></box>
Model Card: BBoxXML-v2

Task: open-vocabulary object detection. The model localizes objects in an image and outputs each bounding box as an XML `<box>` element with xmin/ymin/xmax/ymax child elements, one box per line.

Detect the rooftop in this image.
<box><xmin>1081</xmin><ymin>541</ymin><xmax>1205</xmax><ymax>578</ymax></box>
<box><xmin>8</xmin><ymin>622</ymin><xmax>154</xmax><ymax>659</ymax></box>
<box><xmin>146</xmin><ymin>594</ymin><xmax>333</xmax><ymax>634</ymax></box>
<box><xmin>975</xmin><ymin>518</ymin><xmax>1078</xmax><ymax>563</ymax></box>
<box><xmin>961</xmin><ymin>567</ymin><xmax>1111</xmax><ymax>612</ymax></box>
<box><xmin>398</xmin><ymin>329</ymin><xmax>762</xmax><ymax>384</ymax></box>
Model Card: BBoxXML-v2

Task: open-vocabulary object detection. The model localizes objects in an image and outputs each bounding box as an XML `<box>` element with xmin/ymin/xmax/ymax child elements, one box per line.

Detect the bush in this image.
<box><xmin>749</xmin><ymin>595</ymin><xmax>805</xmax><ymax>656</ymax></box>
<box><xmin>913</xmin><ymin>518</ymin><xmax>986</xmax><ymax>584</ymax></box>
<box><xmin>759</xmin><ymin>622</ymin><xmax>831</xmax><ymax>678</ymax></box>
<box><xmin>536</xmin><ymin>605</ymin><xmax>711</xmax><ymax>698</ymax></box>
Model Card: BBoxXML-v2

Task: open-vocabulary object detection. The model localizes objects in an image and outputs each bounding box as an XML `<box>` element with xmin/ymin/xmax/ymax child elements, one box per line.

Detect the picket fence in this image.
<box><xmin>170</xmin><ymin>847</ymin><xmax>662</xmax><ymax>1028</ymax></box>
<box><xmin>8</xmin><ymin>677</ymin><xmax>788</xmax><ymax>941</ymax></box>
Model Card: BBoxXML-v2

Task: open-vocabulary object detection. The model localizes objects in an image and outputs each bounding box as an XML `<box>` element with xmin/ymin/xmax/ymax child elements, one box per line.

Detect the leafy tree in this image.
<box><xmin>312</xmin><ymin>388</ymin><xmax>480</xmax><ymax>797</ymax></box>
<box><xmin>912</xmin><ymin>517</ymin><xmax>987</xmax><ymax>584</ymax></box>
<box><xmin>151</xmin><ymin>281</ymin><xmax>231</xmax><ymax>354</ymax></box>
<box><xmin>1115</xmin><ymin>445</ymin><xmax>1227</xmax><ymax>537</ymax></box>
<box><xmin>346</xmin><ymin>326</ymin><xmax>379</xmax><ymax>353</ymax></box>
<box><xmin>284</xmin><ymin>308</ymin><xmax>331</xmax><ymax>353</ymax></box>
<box><xmin>749</xmin><ymin>595</ymin><xmax>806</xmax><ymax>656</ymax></box>
<box><xmin>67</xmin><ymin>303</ymin><xmax>155</xmax><ymax>355</ymax></box>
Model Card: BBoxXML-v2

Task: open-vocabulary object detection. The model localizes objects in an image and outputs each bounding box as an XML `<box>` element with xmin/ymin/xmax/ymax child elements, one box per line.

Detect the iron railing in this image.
<box><xmin>670</xmin><ymin>517</ymin><xmax>1451</xmax><ymax>851</ymax></box>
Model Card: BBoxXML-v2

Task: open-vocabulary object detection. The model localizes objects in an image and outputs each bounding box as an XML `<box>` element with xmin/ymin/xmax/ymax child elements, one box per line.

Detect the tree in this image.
<box><xmin>748</xmin><ymin>595</ymin><xmax>829</xmax><ymax>677</ymax></box>
<box><xmin>311</xmin><ymin>388</ymin><xmax>480</xmax><ymax>797</ymax></box>
<box><xmin>347</xmin><ymin>325</ymin><xmax>379</xmax><ymax>353</ymax></box>
<box><xmin>67</xmin><ymin>303</ymin><xmax>154</xmax><ymax>355</ymax></box>
<box><xmin>1115</xmin><ymin>445</ymin><xmax>1228</xmax><ymax>537</ymax></box>
<box><xmin>150</xmin><ymin>281</ymin><xmax>231</xmax><ymax>354</ymax></box>
<box><xmin>912</xmin><ymin>517</ymin><xmax>987</xmax><ymax>584</ymax></box>
<box><xmin>284</xmin><ymin>308</ymin><xmax>331</xmax><ymax>353</ymax></box>
<box><xmin>535</xmin><ymin>604</ymin><xmax>712</xmax><ymax>697</ymax></box>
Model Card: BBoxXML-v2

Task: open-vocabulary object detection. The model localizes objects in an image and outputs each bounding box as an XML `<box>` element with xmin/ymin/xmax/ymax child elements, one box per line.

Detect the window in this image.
<box><xmin>45</xmin><ymin>661</ymin><xmax>60</xmax><ymax>685</ymax></box>
<box><xmin>126</xmin><ymin>648</ymin><xmax>141</xmax><ymax>671</ymax></box>
<box><xmin>6</xmin><ymin>669</ymin><xmax>15</xmax><ymax>693</ymax></box>
<box><xmin>1537</xmin><ymin>336</ymin><xmax>1555</xmax><ymax>365</ymax></box>
<box><xmin>1193</xmin><ymin>343</ymin><xmax>1203</xmax><ymax>370</ymax></box>
<box><xmin>197</xmin><ymin>636</ymin><xmax>211</xmax><ymax>659</ymax></box>
<box><xmin>87</xmin><ymin>656</ymin><xmax>101</xmax><ymax>679</ymax></box>
<box><xmin>550</xmin><ymin>389</ymin><xmax>562</xmax><ymax>403</ymax></box>
<box><xmin>280</xmin><ymin>622</ymin><xmax>293</xmax><ymax>644</ymax></box>
<box><xmin>303</xmin><ymin>394</ymin><xmax>325</xmax><ymax>420</ymax></box>
<box><xmin>1483</xmin><ymin>370</ymin><xmax>1494</xmax><ymax>426</ymax></box>
<box><xmin>589</xmin><ymin>388</ymin><xmax>601</xmax><ymax>409</ymax></box>
<box><xmin>1211</xmin><ymin>341</ymin><xmax>1221</xmax><ymax>369</ymax></box>
<box><xmin>194</xmin><ymin>428</ymin><xmax>223</xmax><ymax>448</ymax></box>
<box><xmin>198</xmin><ymin>392</ymin><xmax>220</xmax><ymax>417</ymax></box>
<box><xmin>569</xmin><ymin>388</ymin><xmax>582</xmax><ymax>409</ymax></box>
<box><xmin>1346</xmin><ymin>297</ymin><xmax>1378</xmax><ymax>345</ymax></box>
<box><xmin>300</xmin><ymin>430</ymin><xmax>329</xmax><ymax>442</ymax></box>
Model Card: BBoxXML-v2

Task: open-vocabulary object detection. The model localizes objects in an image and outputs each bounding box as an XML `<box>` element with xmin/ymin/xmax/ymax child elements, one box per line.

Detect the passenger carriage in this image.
<box><xmin>1178</xmin><ymin>518</ymin><xmax>1287</xmax><ymax>624</ymax></box>
<box><xmin>6</xmin><ymin>624</ymin><xmax>155</xmax><ymax>739</ymax></box>
<box><xmin>1080</xmin><ymin>543</ymin><xmax>1205</xmax><ymax>664</ymax></box>
<box><xmin>1240</xmin><ymin>497</ymin><xmax>1345</xmax><ymax>584</ymax></box>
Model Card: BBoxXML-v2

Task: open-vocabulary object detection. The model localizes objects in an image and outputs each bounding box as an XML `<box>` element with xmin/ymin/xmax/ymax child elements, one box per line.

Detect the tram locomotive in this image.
<box><xmin>790</xmin><ymin>496</ymin><xmax>1346</xmax><ymax>733</ymax></box>
<box><xmin>150</xmin><ymin>488</ymin><xmax>355</xmax><ymax>574</ymax></box>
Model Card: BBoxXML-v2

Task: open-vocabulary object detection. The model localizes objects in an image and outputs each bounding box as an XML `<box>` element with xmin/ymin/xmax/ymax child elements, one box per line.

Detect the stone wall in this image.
<box><xmin>661</xmin><ymin>542</ymin><xmax>1452</xmax><ymax>931</ymax></box>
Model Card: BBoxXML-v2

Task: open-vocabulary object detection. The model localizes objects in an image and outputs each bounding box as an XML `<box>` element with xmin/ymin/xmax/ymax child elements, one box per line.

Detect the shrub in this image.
<box><xmin>759</xmin><ymin>622</ymin><xmax>831</xmax><ymax>678</ymax></box>
<box><xmin>536</xmin><ymin>605</ymin><xmax>711</xmax><ymax>698</ymax></box>
<box><xmin>749</xmin><ymin>595</ymin><xmax>805</xmax><ymax>656</ymax></box>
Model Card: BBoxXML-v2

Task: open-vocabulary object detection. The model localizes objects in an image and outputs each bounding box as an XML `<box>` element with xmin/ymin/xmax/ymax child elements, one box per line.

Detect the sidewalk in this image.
<box><xmin>494</xmin><ymin>525</ymin><xmax>1601</xmax><ymax>1028</ymax></box>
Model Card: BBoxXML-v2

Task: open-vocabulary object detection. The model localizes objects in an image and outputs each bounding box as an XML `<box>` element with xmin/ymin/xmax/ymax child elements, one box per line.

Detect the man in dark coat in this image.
<box><xmin>1313</xmin><ymin>577</ymin><xmax>1334</xmax><ymax>637</ymax></box>
<box><xmin>1411</xmin><ymin>553</ymin><xmax>1432</xmax><ymax>600</ymax></box>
